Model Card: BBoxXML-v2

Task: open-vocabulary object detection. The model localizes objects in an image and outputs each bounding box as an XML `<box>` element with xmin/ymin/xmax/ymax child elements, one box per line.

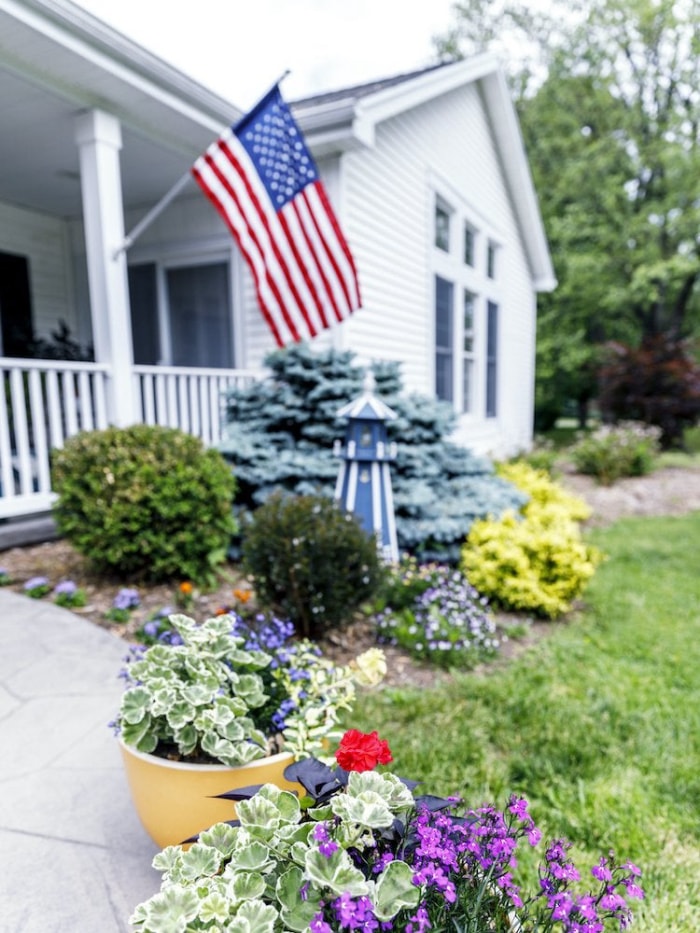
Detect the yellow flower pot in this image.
<box><xmin>119</xmin><ymin>741</ymin><xmax>300</xmax><ymax>848</ymax></box>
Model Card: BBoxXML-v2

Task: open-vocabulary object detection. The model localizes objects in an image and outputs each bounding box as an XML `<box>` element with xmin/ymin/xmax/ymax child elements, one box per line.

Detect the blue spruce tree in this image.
<box><xmin>219</xmin><ymin>344</ymin><xmax>524</xmax><ymax>561</ymax></box>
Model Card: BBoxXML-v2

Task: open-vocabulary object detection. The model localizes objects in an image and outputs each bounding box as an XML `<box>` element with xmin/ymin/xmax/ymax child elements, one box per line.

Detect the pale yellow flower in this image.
<box><xmin>351</xmin><ymin>648</ymin><xmax>387</xmax><ymax>687</ymax></box>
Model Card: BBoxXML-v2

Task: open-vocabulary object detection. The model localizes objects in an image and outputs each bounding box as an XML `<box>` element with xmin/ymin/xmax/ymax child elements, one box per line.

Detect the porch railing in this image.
<box><xmin>133</xmin><ymin>365</ymin><xmax>260</xmax><ymax>447</ymax></box>
<box><xmin>0</xmin><ymin>358</ymin><xmax>261</xmax><ymax>521</ymax></box>
<box><xmin>0</xmin><ymin>358</ymin><xmax>111</xmax><ymax>519</ymax></box>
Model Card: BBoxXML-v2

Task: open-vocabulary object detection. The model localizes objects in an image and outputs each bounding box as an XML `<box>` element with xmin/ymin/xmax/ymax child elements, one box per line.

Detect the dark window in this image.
<box><xmin>128</xmin><ymin>261</ymin><xmax>233</xmax><ymax>368</ymax></box>
<box><xmin>486</xmin><ymin>300</ymin><xmax>499</xmax><ymax>417</ymax></box>
<box><xmin>128</xmin><ymin>263</ymin><xmax>160</xmax><ymax>365</ymax></box>
<box><xmin>435</xmin><ymin>204</ymin><xmax>450</xmax><ymax>252</ymax></box>
<box><xmin>166</xmin><ymin>263</ymin><xmax>232</xmax><ymax>368</ymax></box>
<box><xmin>435</xmin><ymin>275</ymin><xmax>454</xmax><ymax>401</ymax></box>
<box><xmin>487</xmin><ymin>242</ymin><xmax>497</xmax><ymax>279</ymax></box>
<box><xmin>0</xmin><ymin>251</ymin><xmax>34</xmax><ymax>357</ymax></box>
<box><xmin>464</xmin><ymin>225</ymin><xmax>475</xmax><ymax>266</ymax></box>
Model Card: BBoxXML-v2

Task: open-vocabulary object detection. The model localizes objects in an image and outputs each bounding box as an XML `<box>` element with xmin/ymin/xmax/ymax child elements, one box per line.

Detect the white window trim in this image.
<box><xmin>430</xmin><ymin>184</ymin><xmax>504</xmax><ymax>421</ymax></box>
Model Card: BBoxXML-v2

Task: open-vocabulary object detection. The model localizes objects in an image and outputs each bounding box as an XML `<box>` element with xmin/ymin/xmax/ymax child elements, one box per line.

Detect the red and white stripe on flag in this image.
<box><xmin>191</xmin><ymin>87</ymin><xmax>361</xmax><ymax>348</ymax></box>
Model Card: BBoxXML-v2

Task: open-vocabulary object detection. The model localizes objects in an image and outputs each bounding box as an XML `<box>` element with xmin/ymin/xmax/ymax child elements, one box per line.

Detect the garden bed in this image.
<box><xmin>2</xmin><ymin>463</ymin><xmax>698</xmax><ymax>689</ymax></box>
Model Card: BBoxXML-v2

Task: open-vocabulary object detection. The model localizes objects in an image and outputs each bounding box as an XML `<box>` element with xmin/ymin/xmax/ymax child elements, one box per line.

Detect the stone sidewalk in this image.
<box><xmin>0</xmin><ymin>589</ymin><xmax>161</xmax><ymax>932</ymax></box>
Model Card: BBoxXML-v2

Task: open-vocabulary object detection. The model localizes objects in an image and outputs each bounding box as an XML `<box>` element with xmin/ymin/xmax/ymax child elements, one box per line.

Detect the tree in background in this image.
<box><xmin>436</xmin><ymin>0</ymin><xmax>700</xmax><ymax>430</ymax></box>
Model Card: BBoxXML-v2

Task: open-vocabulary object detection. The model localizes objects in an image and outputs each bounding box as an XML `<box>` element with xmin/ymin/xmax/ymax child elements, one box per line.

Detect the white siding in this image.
<box><xmin>332</xmin><ymin>83</ymin><xmax>537</xmax><ymax>456</ymax></box>
<box><xmin>0</xmin><ymin>200</ymin><xmax>77</xmax><ymax>342</ymax></box>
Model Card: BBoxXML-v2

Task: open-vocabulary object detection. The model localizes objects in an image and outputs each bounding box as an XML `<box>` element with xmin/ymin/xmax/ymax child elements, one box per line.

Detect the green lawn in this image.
<box><xmin>349</xmin><ymin>511</ymin><xmax>700</xmax><ymax>931</ymax></box>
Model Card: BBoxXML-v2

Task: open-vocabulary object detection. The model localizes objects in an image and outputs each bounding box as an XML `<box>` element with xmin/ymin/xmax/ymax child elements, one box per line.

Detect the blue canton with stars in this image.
<box><xmin>235</xmin><ymin>87</ymin><xmax>318</xmax><ymax>210</ymax></box>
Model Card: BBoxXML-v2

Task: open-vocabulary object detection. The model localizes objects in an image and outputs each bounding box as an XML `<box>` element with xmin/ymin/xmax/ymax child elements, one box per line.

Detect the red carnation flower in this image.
<box><xmin>335</xmin><ymin>729</ymin><xmax>393</xmax><ymax>772</ymax></box>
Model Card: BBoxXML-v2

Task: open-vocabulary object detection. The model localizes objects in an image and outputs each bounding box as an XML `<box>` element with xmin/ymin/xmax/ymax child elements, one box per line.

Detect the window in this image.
<box><xmin>434</xmin><ymin>276</ymin><xmax>454</xmax><ymax>401</ymax></box>
<box><xmin>431</xmin><ymin>189</ymin><xmax>502</xmax><ymax>419</ymax></box>
<box><xmin>435</xmin><ymin>203</ymin><xmax>451</xmax><ymax>252</ymax></box>
<box><xmin>486</xmin><ymin>300</ymin><xmax>499</xmax><ymax>417</ymax></box>
<box><xmin>462</xmin><ymin>290</ymin><xmax>475</xmax><ymax>412</ymax></box>
<box><xmin>128</xmin><ymin>259</ymin><xmax>234</xmax><ymax>368</ymax></box>
<box><xmin>464</xmin><ymin>224</ymin><xmax>476</xmax><ymax>267</ymax></box>
<box><xmin>487</xmin><ymin>241</ymin><xmax>497</xmax><ymax>279</ymax></box>
<box><xmin>0</xmin><ymin>251</ymin><xmax>34</xmax><ymax>357</ymax></box>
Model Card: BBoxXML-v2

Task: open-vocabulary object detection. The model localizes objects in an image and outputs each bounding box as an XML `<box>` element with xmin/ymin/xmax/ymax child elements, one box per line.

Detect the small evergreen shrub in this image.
<box><xmin>242</xmin><ymin>492</ymin><xmax>385</xmax><ymax>639</ymax></box>
<box><xmin>52</xmin><ymin>425</ymin><xmax>236</xmax><ymax>583</ymax></box>
<box><xmin>569</xmin><ymin>421</ymin><xmax>661</xmax><ymax>485</ymax></box>
<box><xmin>220</xmin><ymin>344</ymin><xmax>525</xmax><ymax>562</ymax></box>
<box><xmin>462</xmin><ymin>461</ymin><xmax>601</xmax><ymax>618</ymax></box>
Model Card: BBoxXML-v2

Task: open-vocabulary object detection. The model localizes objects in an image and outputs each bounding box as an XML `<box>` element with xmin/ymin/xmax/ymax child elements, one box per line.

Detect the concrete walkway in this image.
<box><xmin>0</xmin><ymin>590</ymin><xmax>161</xmax><ymax>932</ymax></box>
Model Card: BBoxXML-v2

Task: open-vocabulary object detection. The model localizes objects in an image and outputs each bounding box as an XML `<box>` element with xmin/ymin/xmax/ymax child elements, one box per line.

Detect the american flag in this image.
<box><xmin>192</xmin><ymin>86</ymin><xmax>361</xmax><ymax>347</ymax></box>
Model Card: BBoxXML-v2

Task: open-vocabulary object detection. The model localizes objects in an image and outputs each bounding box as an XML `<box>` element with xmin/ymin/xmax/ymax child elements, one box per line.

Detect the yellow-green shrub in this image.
<box><xmin>496</xmin><ymin>461</ymin><xmax>591</xmax><ymax>522</ymax></box>
<box><xmin>462</xmin><ymin>461</ymin><xmax>601</xmax><ymax>618</ymax></box>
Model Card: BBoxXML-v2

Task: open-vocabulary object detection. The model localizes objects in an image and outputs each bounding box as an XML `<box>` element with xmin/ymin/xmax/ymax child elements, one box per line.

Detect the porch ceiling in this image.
<box><xmin>0</xmin><ymin>1</ymin><xmax>239</xmax><ymax>220</ymax></box>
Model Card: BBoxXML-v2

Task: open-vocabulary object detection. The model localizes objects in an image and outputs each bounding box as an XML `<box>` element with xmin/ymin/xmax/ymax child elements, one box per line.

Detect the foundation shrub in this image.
<box><xmin>569</xmin><ymin>421</ymin><xmax>662</xmax><ymax>485</ymax></box>
<box><xmin>51</xmin><ymin>425</ymin><xmax>236</xmax><ymax>583</ymax></box>
<box><xmin>462</xmin><ymin>461</ymin><xmax>601</xmax><ymax>618</ymax></box>
<box><xmin>242</xmin><ymin>492</ymin><xmax>385</xmax><ymax>639</ymax></box>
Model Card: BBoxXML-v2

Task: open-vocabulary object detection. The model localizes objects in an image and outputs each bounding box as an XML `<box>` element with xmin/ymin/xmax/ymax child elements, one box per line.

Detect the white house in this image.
<box><xmin>0</xmin><ymin>0</ymin><xmax>555</xmax><ymax>524</ymax></box>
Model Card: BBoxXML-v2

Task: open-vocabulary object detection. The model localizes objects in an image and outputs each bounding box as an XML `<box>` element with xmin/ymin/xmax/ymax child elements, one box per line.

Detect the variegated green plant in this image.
<box><xmin>130</xmin><ymin>772</ymin><xmax>419</xmax><ymax>933</ymax></box>
<box><xmin>129</xmin><ymin>742</ymin><xmax>645</xmax><ymax>933</ymax></box>
<box><xmin>115</xmin><ymin>614</ymin><xmax>385</xmax><ymax>767</ymax></box>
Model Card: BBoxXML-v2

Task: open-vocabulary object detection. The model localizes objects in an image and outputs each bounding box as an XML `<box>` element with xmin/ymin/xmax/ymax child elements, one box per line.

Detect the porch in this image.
<box><xmin>0</xmin><ymin>357</ymin><xmax>260</xmax><ymax>523</ymax></box>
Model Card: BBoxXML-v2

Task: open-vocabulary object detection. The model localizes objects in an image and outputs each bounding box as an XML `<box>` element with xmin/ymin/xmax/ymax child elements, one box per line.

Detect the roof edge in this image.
<box><xmin>8</xmin><ymin>0</ymin><xmax>241</xmax><ymax>127</ymax></box>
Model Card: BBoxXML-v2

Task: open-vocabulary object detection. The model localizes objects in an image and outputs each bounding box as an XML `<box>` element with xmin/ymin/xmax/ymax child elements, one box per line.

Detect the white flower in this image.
<box><xmin>350</xmin><ymin>648</ymin><xmax>387</xmax><ymax>687</ymax></box>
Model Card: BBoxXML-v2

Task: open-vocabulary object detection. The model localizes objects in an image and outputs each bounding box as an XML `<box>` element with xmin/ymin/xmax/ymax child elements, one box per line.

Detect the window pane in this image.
<box><xmin>128</xmin><ymin>263</ymin><xmax>160</xmax><ymax>365</ymax></box>
<box><xmin>462</xmin><ymin>357</ymin><xmax>473</xmax><ymax>412</ymax></box>
<box><xmin>464</xmin><ymin>225</ymin><xmax>475</xmax><ymax>266</ymax></box>
<box><xmin>486</xmin><ymin>301</ymin><xmax>498</xmax><ymax>417</ymax></box>
<box><xmin>463</xmin><ymin>290</ymin><xmax>474</xmax><ymax>332</ymax></box>
<box><xmin>435</xmin><ymin>205</ymin><xmax>450</xmax><ymax>251</ymax></box>
<box><xmin>0</xmin><ymin>251</ymin><xmax>34</xmax><ymax>357</ymax></box>
<box><xmin>487</xmin><ymin>242</ymin><xmax>497</xmax><ymax>279</ymax></box>
<box><xmin>435</xmin><ymin>275</ymin><xmax>454</xmax><ymax>401</ymax></box>
<box><xmin>166</xmin><ymin>263</ymin><xmax>233</xmax><ymax>368</ymax></box>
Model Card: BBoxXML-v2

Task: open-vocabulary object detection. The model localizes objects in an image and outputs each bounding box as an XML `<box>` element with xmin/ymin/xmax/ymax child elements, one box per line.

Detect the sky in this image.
<box><xmin>75</xmin><ymin>0</ymin><xmax>460</xmax><ymax>109</ymax></box>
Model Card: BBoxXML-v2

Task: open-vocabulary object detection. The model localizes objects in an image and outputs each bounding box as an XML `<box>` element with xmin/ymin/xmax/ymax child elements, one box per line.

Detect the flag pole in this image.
<box><xmin>112</xmin><ymin>70</ymin><xmax>292</xmax><ymax>260</ymax></box>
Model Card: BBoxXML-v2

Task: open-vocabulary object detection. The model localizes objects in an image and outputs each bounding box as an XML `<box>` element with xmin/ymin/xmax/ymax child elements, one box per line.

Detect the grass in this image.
<box><xmin>349</xmin><ymin>511</ymin><xmax>700</xmax><ymax>931</ymax></box>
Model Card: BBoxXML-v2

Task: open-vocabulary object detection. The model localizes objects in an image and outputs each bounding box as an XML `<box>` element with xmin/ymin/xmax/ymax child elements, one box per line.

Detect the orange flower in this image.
<box><xmin>233</xmin><ymin>588</ymin><xmax>251</xmax><ymax>603</ymax></box>
<box><xmin>179</xmin><ymin>581</ymin><xmax>193</xmax><ymax>595</ymax></box>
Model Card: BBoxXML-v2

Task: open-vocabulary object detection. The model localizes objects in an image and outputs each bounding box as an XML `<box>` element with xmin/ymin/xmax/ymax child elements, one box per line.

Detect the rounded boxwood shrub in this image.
<box><xmin>52</xmin><ymin>425</ymin><xmax>237</xmax><ymax>583</ymax></box>
<box><xmin>242</xmin><ymin>492</ymin><xmax>386</xmax><ymax>639</ymax></box>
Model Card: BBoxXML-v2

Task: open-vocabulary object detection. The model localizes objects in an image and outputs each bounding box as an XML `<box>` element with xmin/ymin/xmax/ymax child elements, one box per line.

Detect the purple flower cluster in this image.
<box><xmin>113</xmin><ymin>588</ymin><xmax>140</xmax><ymax>611</ymax></box>
<box><xmin>376</xmin><ymin>566</ymin><xmax>498</xmax><ymax>668</ymax></box>
<box><xmin>139</xmin><ymin>607</ymin><xmax>182</xmax><ymax>646</ymax></box>
<box><xmin>23</xmin><ymin>575</ymin><xmax>50</xmax><ymax>597</ymax></box>
<box><xmin>308</xmin><ymin>792</ymin><xmax>643</xmax><ymax>932</ymax></box>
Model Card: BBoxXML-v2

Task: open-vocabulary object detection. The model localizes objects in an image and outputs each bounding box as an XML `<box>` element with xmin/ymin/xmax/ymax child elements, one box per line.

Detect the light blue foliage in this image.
<box><xmin>219</xmin><ymin>344</ymin><xmax>525</xmax><ymax>561</ymax></box>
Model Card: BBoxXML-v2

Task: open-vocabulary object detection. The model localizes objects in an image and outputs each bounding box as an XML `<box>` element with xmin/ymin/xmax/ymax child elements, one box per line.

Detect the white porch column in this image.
<box><xmin>75</xmin><ymin>109</ymin><xmax>135</xmax><ymax>426</ymax></box>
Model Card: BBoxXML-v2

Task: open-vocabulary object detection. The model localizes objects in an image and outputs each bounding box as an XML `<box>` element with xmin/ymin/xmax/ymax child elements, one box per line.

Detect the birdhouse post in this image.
<box><xmin>333</xmin><ymin>374</ymin><xmax>399</xmax><ymax>563</ymax></box>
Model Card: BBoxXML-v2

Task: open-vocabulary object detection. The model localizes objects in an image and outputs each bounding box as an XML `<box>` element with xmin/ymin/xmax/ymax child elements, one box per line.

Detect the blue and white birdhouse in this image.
<box><xmin>333</xmin><ymin>374</ymin><xmax>399</xmax><ymax>563</ymax></box>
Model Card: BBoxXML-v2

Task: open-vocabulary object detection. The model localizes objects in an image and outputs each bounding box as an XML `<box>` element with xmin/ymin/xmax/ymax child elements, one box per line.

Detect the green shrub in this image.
<box><xmin>52</xmin><ymin>425</ymin><xmax>236</xmax><ymax>583</ymax></box>
<box><xmin>242</xmin><ymin>493</ymin><xmax>385</xmax><ymax>639</ymax></box>
<box><xmin>511</xmin><ymin>437</ymin><xmax>560</xmax><ymax>476</ymax></box>
<box><xmin>569</xmin><ymin>421</ymin><xmax>661</xmax><ymax>485</ymax></box>
<box><xmin>461</xmin><ymin>462</ymin><xmax>601</xmax><ymax>618</ymax></box>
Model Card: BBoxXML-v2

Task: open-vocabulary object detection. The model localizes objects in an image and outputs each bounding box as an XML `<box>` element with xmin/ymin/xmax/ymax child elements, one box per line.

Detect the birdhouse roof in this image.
<box><xmin>337</xmin><ymin>392</ymin><xmax>397</xmax><ymax>421</ymax></box>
